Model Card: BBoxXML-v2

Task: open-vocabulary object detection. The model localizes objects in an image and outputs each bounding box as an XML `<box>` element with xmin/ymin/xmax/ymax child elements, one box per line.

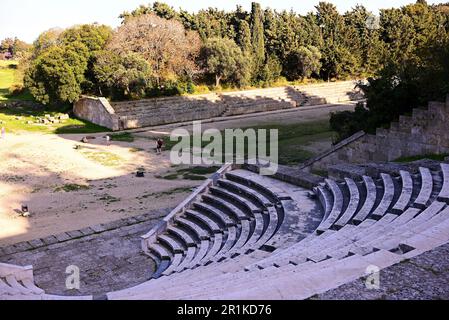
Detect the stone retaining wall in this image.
<box><xmin>73</xmin><ymin>81</ymin><xmax>363</xmax><ymax>131</ymax></box>
<box><xmin>73</xmin><ymin>96</ymin><xmax>120</xmax><ymax>131</ymax></box>
<box><xmin>301</xmin><ymin>96</ymin><xmax>449</xmax><ymax>172</ymax></box>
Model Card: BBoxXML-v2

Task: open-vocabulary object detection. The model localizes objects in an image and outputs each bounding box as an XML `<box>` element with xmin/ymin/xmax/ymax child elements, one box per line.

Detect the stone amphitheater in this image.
<box><xmin>74</xmin><ymin>81</ymin><xmax>363</xmax><ymax>131</ymax></box>
<box><xmin>2</xmin><ymin>83</ymin><xmax>449</xmax><ymax>300</ymax></box>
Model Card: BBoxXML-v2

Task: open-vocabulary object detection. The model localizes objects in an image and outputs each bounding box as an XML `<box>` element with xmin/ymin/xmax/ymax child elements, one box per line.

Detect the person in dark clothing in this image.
<box><xmin>156</xmin><ymin>138</ymin><xmax>164</xmax><ymax>154</ymax></box>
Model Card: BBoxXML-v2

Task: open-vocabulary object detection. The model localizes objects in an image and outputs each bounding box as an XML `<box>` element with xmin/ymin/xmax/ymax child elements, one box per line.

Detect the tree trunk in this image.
<box><xmin>215</xmin><ymin>75</ymin><xmax>221</xmax><ymax>87</ymax></box>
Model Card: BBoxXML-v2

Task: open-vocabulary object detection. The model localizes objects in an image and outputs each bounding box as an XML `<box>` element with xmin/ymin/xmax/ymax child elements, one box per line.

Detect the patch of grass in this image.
<box><xmin>156</xmin><ymin>166</ymin><xmax>219</xmax><ymax>181</ymax></box>
<box><xmin>54</xmin><ymin>184</ymin><xmax>90</xmax><ymax>193</ymax></box>
<box><xmin>182</xmin><ymin>173</ymin><xmax>208</xmax><ymax>181</ymax></box>
<box><xmin>176</xmin><ymin>166</ymin><xmax>221</xmax><ymax>175</ymax></box>
<box><xmin>139</xmin><ymin>187</ymin><xmax>194</xmax><ymax>199</ymax></box>
<box><xmin>157</xmin><ymin>173</ymin><xmax>180</xmax><ymax>180</ymax></box>
<box><xmin>0</xmin><ymin>60</ymin><xmax>34</xmax><ymax>102</ymax></box>
<box><xmin>80</xmin><ymin>150</ymin><xmax>123</xmax><ymax>167</ymax></box>
<box><xmin>160</xmin><ymin>120</ymin><xmax>334</xmax><ymax>166</ymax></box>
<box><xmin>394</xmin><ymin>154</ymin><xmax>449</xmax><ymax>163</ymax></box>
<box><xmin>110</xmin><ymin>132</ymin><xmax>135</xmax><ymax>142</ymax></box>
<box><xmin>98</xmin><ymin>194</ymin><xmax>121</xmax><ymax>203</ymax></box>
<box><xmin>129</xmin><ymin>147</ymin><xmax>144</xmax><ymax>153</ymax></box>
<box><xmin>0</xmin><ymin>105</ymin><xmax>109</xmax><ymax>134</ymax></box>
<box><xmin>311</xmin><ymin>169</ymin><xmax>329</xmax><ymax>177</ymax></box>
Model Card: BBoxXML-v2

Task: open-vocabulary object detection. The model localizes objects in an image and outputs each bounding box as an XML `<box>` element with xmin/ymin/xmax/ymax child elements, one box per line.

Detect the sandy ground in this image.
<box><xmin>0</xmin><ymin>132</ymin><xmax>202</xmax><ymax>246</ymax></box>
<box><xmin>0</xmin><ymin>102</ymin><xmax>355</xmax><ymax>246</ymax></box>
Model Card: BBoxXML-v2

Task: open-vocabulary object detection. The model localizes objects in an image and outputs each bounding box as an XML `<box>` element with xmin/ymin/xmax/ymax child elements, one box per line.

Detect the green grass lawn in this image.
<box><xmin>0</xmin><ymin>106</ymin><xmax>109</xmax><ymax>134</ymax></box>
<box><xmin>394</xmin><ymin>154</ymin><xmax>449</xmax><ymax>163</ymax></box>
<box><xmin>0</xmin><ymin>60</ymin><xmax>33</xmax><ymax>101</ymax></box>
<box><xmin>160</xmin><ymin>120</ymin><xmax>334</xmax><ymax>165</ymax></box>
<box><xmin>0</xmin><ymin>60</ymin><xmax>108</xmax><ymax>134</ymax></box>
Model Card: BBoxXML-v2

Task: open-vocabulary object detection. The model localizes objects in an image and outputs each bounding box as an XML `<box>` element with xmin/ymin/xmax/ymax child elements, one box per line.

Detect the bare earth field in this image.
<box><xmin>0</xmin><ymin>132</ymin><xmax>202</xmax><ymax>246</ymax></box>
<box><xmin>0</xmin><ymin>102</ymin><xmax>355</xmax><ymax>247</ymax></box>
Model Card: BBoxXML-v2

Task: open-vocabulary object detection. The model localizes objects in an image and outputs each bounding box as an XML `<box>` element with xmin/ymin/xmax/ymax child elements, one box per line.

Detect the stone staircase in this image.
<box><xmin>302</xmin><ymin>97</ymin><xmax>449</xmax><ymax>171</ymax></box>
<box><xmin>140</xmin><ymin>168</ymin><xmax>303</xmax><ymax>279</ymax></box>
<box><xmin>110</xmin><ymin>81</ymin><xmax>363</xmax><ymax>129</ymax></box>
<box><xmin>104</xmin><ymin>162</ymin><xmax>449</xmax><ymax>300</ymax></box>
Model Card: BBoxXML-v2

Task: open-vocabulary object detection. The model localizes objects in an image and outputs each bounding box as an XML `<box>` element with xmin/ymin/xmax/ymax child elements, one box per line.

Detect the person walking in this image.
<box><xmin>156</xmin><ymin>138</ymin><xmax>164</xmax><ymax>154</ymax></box>
<box><xmin>105</xmin><ymin>135</ymin><xmax>111</xmax><ymax>146</ymax></box>
<box><xmin>1</xmin><ymin>127</ymin><xmax>5</xmax><ymax>140</ymax></box>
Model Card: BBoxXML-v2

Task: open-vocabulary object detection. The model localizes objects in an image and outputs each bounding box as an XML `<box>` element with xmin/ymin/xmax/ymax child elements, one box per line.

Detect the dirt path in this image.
<box><xmin>0</xmin><ymin>132</ymin><xmax>202</xmax><ymax>246</ymax></box>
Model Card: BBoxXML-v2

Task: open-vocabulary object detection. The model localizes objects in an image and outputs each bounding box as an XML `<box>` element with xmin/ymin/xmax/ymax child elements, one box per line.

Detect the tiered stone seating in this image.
<box><xmin>142</xmin><ymin>168</ymin><xmax>294</xmax><ymax>279</ymax></box>
<box><xmin>108</xmin><ymin>81</ymin><xmax>363</xmax><ymax>129</ymax></box>
<box><xmin>106</xmin><ymin>163</ymin><xmax>449</xmax><ymax>300</ymax></box>
<box><xmin>220</xmin><ymin>87</ymin><xmax>303</xmax><ymax>116</ymax></box>
<box><xmin>293</xmin><ymin>81</ymin><xmax>364</xmax><ymax>105</ymax></box>
<box><xmin>0</xmin><ymin>263</ymin><xmax>91</xmax><ymax>300</ymax></box>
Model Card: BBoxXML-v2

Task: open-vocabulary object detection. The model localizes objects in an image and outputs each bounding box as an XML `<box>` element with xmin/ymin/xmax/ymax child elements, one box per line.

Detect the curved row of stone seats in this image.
<box><xmin>144</xmin><ymin>169</ymin><xmax>292</xmax><ymax>278</ymax></box>
<box><xmin>107</xmin><ymin>197</ymin><xmax>449</xmax><ymax>300</ymax></box>
<box><xmin>0</xmin><ymin>263</ymin><xmax>91</xmax><ymax>300</ymax></box>
<box><xmin>246</xmin><ymin>163</ymin><xmax>447</xmax><ymax>270</ymax></box>
<box><xmin>438</xmin><ymin>163</ymin><xmax>449</xmax><ymax>203</ymax></box>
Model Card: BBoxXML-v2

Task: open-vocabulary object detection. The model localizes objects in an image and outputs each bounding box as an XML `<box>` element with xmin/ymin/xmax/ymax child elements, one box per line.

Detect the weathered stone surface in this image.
<box><xmin>75</xmin><ymin>81</ymin><xmax>362</xmax><ymax>131</ymax></box>
<box><xmin>316</xmin><ymin>243</ymin><xmax>449</xmax><ymax>300</ymax></box>
<box><xmin>0</xmin><ymin>209</ymin><xmax>169</xmax><ymax>296</ymax></box>
<box><xmin>303</xmin><ymin>98</ymin><xmax>449</xmax><ymax>171</ymax></box>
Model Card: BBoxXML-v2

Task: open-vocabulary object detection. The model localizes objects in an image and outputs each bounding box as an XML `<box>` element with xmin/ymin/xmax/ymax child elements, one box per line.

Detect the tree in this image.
<box><xmin>25</xmin><ymin>43</ymin><xmax>89</xmax><ymax>104</ymax></box>
<box><xmin>260</xmin><ymin>54</ymin><xmax>282</xmax><ymax>85</ymax></box>
<box><xmin>284</xmin><ymin>45</ymin><xmax>322</xmax><ymax>80</ymax></box>
<box><xmin>250</xmin><ymin>2</ymin><xmax>265</xmax><ymax>78</ymax></box>
<box><xmin>109</xmin><ymin>14</ymin><xmax>201</xmax><ymax>87</ymax></box>
<box><xmin>93</xmin><ymin>51</ymin><xmax>152</xmax><ymax>99</ymax></box>
<box><xmin>200</xmin><ymin>37</ymin><xmax>249</xmax><ymax>87</ymax></box>
<box><xmin>32</xmin><ymin>28</ymin><xmax>63</xmax><ymax>57</ymax></box>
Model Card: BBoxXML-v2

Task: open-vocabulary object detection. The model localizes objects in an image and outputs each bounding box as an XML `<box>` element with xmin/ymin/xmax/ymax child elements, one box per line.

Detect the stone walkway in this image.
<box><xmin>316</xmin><ymin>243</ymin><xmax>449</xmax><ymax>300</ymax></box>
<box><xmin>0</xmin><ymin>208</ymin><xmax>171</xmax><ymax>298</ymax></box>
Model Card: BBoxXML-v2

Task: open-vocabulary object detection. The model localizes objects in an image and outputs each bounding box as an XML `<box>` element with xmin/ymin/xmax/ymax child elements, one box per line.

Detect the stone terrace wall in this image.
<box><xmin>74</xmin><ymin>96</ymin><xmax>120</xmax><ymax>131</ymax></box>
<box><xmin>73</xmin><ymin>81</ymin><xmax>363</xmax><ymax>131</ymax></box>
<box><xmin>301</xmin><ymin>96</ymin><xmax>449</xmax><ymax>172</ymax></box>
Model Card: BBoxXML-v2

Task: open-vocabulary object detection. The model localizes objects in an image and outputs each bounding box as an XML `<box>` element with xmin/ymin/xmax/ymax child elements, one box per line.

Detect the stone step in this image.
<box><xmin>199</xmin><ymin>233</ymin><xmax>224</xmax><ymax>265</ymax></box>
<box><xmin>185</xmin><ymin>210</ymin><xmax>222</xmax><ymax>234</ymax></box>
<box><xmin>225</xmin><ymin>219</ymin><xmax>251</xmax><ymax>254</ymax></box>
<box><xmin>193</xmin><ymin>201</ymin><xmax>236</xmax><ymax>227</ymax></box>
<box><xmin>352</xmin><ymin>176</ymin><xmax>378</xmax><ymax>224</ymax></box>
<box><xmin>334</xmin><ymin>178</ymin><xmax>360</xmax><ymax>229</ymax></box>
<box><xmin>209</xmin><ymin>186</ymin><xmax>261</xmax><ymax>214</ymax></box>
<box><xmin>392</xmin><ymin>170</ymin><xmax>414</xmax><ymax>213</ymax></box>
<box><xmin>327</xmin><ymin>208</ymin><xmax>420</xmax><ymax>260</ymax></box>
<box><xmin>149</xmin><ymin>243</ymin><xmax>171</xmax><ymax>260</ymax></box>
<box><xmin>315</xmin><ymin>186</ymin><xmax>333</xmax><ymax>218</ymax></box>
<box><xmin>175</xmin><ymin>217</ymin><xmax>210</xmax><ymax>241</ymax></box>
<box><xmin>217</xmin><ymin>179</ymin><xmax>272</xmax><ymax>207</ymax></box>
<box><xmin>233</xmin><ymin>213</ymin><xmax>265</xmax><ymax>255</ymax></box>
<box><xmin>174</xmin><ymin>247</ymin><xmax>196</xmax><ymax>273</ymax></box>
<box><xmin>166</xmin><ymin>226</ymin><xmax>197</xmax><ymax>248</ymax></box>
<box><xmin>202</xmin><ymin>194</ymin><xmax>252</xmax><ymax>221</ymax></box>
<box><xmin>414</xmin><ymin>167</ymin><xmax>433</xmax><ymax>208</ymax></box>
<box><xmin>252</xmin><ymin>207</ymin><xmax>280</xmax><ymax>250</ymax></box>
<box><xmin>162</xmin><ymin>254</ymin><xmax>183</xmax><ymax>276</ymax></box>
<box><xmin>157</xmin><ymin>234</ymin><xmax>185</xmax><ymax>254</ymax></box>
<box><xmin>438</xmin><ymin>163</ymin><xmax>449</xmax><ymax>203</ymax></box>
<box><xmin>316</xmin><ymin>179</ymin><xmax>344</xmax><ymax>232</ymax></box>
<box><xmin>370</xmin><ymin>173</ymin><xmax>395</xmax><ymax>219</ymax></box>
<box><xmin>184</xmin><ymin>240</ymin><xmax>210</xmax><ymax>270</ymax></box>
<box><xmin>372</xmin><ymin>201</ymin><xmax>447</xmax><ymax>251</ymax></box>
<box><xmin>211</xmin><ymin>227</ymin><xmax>238</xmax><ymax>262</ymax></box>
<box><xmin>225</xmin><ymin>170</ymin><xmax>292</xmax><ymax>201</ymax></box>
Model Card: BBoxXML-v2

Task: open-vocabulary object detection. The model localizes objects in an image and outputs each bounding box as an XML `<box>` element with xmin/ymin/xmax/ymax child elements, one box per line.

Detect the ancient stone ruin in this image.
<box><xmin>2</xmin><ymin>90</ymin><xmax>449</xmax><ymax>300</ymax></box>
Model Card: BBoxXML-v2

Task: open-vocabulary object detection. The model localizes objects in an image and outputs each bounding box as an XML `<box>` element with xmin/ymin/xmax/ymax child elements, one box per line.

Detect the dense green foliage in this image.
<box><xmin>11</xmin><ymin>0</ymin><xmax>449</xmax><ymax>115</ymax></box>
<box><xmin>330</xmin><ymin>1</ymin><xmax>449</xmax><ymax>142</ymax></box>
